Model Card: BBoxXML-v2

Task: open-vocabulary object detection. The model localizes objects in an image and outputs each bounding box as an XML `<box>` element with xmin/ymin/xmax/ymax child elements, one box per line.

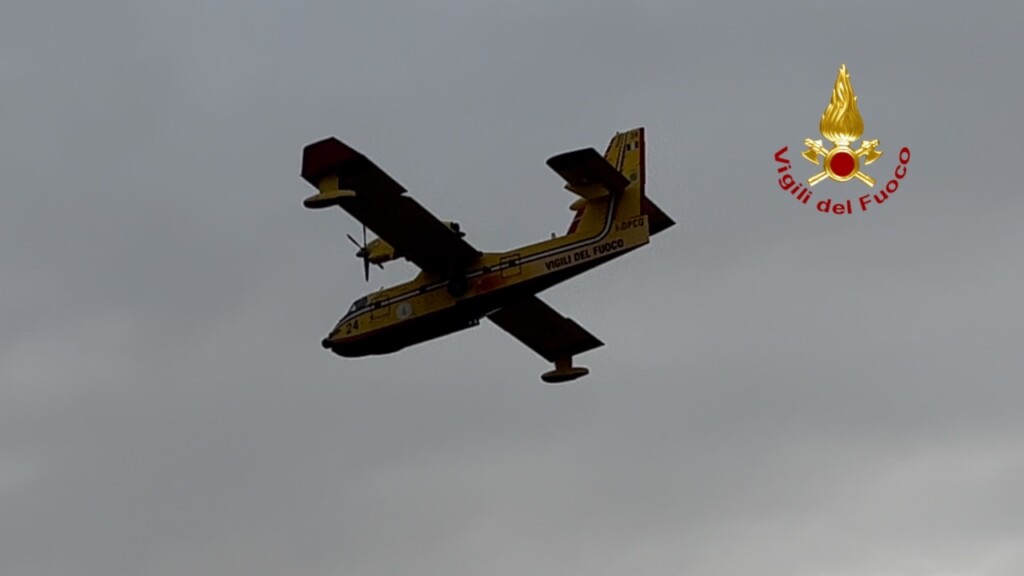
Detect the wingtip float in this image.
<box><xmin>297</xmin><ymin>128</ymin><xmax>674</xmax><ymax>383</ymax></box>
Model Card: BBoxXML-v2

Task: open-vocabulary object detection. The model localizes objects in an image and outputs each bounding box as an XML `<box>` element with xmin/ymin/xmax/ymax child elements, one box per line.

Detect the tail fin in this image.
<box><xmin>559</xmin><ymin>128</ymin><xmax>644</xmax><ymax>237</ymax></box>
<box><xmin>607</xmin><ymin>128</ymin><xmax>674</xmax><ymax>235</ymax></box>
<box><xmin>561</xmin><ymin>127</ymin><xmax>673</xmax><ymax>237</ymax></box>
<box><xmin>603</xmin><ymin>127</ymin><xmax>645</xmax><ymax>194</ymax></box>
<box><xmin>602</xmin><ymin>128</ymin><xmax>645</xmax><ymax>225</ymax></box>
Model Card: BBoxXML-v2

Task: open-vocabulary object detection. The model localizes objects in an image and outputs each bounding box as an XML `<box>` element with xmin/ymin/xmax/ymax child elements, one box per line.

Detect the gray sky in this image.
<box><xmin>2</xmin><ymin>1</ymin><xmax>1022</xmax><ymax>575</ymax></box>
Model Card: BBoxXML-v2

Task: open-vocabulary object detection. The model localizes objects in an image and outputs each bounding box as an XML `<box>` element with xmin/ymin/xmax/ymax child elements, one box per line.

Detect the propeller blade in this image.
<box><xmin>347</xmin><ymin>225</ymin><xmax>374</xmax><ymax>282</ymax></box>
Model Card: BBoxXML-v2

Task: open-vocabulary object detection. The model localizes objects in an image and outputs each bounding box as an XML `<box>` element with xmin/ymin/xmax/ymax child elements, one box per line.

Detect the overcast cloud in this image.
<box><xmin>2</xmin><ymin>1</ymin><xmax>1023</xmax><ymax>575</ymax></box>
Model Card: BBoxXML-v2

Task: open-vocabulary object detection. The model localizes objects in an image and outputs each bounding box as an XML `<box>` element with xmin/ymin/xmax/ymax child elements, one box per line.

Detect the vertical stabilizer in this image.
<box><xmin>605</xmin><ymin>128</ymin><xmax>644</xmax><ymax>222</ymax></box>
<box><xmin>604</xmin><ymin>127</ymin><xmax>645</xmax><ymax>194</ymax></box>
<box><xmin>555</xmin><ymin>128</ymin><xmax>668</xmax><ymax>237</ymax></box>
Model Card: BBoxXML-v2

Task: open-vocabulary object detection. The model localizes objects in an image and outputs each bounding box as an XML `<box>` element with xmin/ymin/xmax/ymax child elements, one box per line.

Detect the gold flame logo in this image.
<box><xmin>820</xmin><ymin>65</ymin><xmax>863</xmax><ymax>146</ymax></box>
<box><xmin>802</xmin><ymin>64</ymin><xmax>882</xmax><ymax>186</ymax></box>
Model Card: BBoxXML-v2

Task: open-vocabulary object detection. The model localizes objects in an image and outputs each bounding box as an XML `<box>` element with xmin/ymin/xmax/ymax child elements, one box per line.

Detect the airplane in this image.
<box><xmin>298</xmin><ymin>128</ymin><xmax>674</xmax><ymax>383</ymax></box>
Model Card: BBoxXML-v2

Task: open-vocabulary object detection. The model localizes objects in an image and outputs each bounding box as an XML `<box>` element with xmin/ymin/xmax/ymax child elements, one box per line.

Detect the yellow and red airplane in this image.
<box><xmin>298</xmin><ymin>128</ymin><xmax>673</xmax><ymax>383</ymax></box>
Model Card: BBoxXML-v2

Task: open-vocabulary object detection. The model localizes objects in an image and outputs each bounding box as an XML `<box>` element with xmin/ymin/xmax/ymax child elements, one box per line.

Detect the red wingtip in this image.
<box><xmin>300</xmin><ymin>137</ymin><xmax>359</xmax><ymax>187</ymax></box>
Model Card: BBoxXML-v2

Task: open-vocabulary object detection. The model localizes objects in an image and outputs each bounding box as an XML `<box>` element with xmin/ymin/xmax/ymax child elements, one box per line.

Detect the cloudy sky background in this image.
<box><xmin>2</xmin><ymin>1</ymin><xmax>1022</xmax><ymax>574</ymax></box>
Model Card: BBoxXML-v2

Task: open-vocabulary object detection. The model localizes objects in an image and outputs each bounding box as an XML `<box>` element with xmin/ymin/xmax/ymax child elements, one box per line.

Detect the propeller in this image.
<box><xmin>346</xmin><ymin>225</ymin><xmax>372</xmax><ymax>282</ymax></box>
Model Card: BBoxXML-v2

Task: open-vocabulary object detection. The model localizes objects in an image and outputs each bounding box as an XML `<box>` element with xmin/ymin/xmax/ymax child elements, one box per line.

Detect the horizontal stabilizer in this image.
<box><xmin>641</xmin><ymin>196</ymin><xmax>675</xmax><ymax>235</ymax></box>
<box><xmin>547</xmin><ymin>147</ymin><xmax>631</xmax><ymax>199</ymax></box>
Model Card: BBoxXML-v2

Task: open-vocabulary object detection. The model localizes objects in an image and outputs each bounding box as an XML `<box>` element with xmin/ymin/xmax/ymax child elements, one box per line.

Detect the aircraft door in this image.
<box><xmin>371</xmin><ymin>297</ymin><xmax>390</xmax><ymax>320</ymax></box>
<box><xmin>501</xmin><ymin>253</ymin><xmax>521</xmax><ymax>278</ymax></box>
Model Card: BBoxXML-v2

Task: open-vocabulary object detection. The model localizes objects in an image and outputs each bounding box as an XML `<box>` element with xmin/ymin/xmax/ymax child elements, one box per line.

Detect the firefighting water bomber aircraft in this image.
<box><xmin>298</xmin><ymin>128</ymin><xmax>673</xmax><ymax>383</ymax></box>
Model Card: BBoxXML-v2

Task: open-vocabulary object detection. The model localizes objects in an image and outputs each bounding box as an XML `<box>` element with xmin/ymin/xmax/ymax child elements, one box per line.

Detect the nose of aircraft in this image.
<box><xmin>322</xmin><ymin>331</ymin><xmax>361</xmax><ymax>357</ymax></box>
<box><xmin>321</xmin><ymin>327</ymin><xmax>343</xmax><ymax>349</ymax></box>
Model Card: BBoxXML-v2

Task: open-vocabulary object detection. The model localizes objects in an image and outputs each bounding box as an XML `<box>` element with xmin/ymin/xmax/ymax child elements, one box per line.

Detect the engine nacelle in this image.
<box><xmin>357</xmin><ymin>221</ymin><xmax>463</xmax><ymax>268</ymax></box>
<box><xmin>362</xmin><ymin>237</ymin><xmax>397</xmax><ymax>265</ymax></box>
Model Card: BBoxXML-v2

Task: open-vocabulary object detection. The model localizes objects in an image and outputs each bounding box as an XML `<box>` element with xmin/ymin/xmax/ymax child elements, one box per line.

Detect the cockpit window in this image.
<box><xmin>347</xmin><ymin>296</ymin><xmax>369</xmax><ymax>315</ymax></box>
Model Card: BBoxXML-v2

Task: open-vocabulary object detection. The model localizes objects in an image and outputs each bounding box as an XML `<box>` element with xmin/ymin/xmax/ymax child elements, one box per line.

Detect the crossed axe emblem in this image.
<box><xmin>802</xmin><ymin>139</ymin><xmax>883</xmax><ymax>186</ymax></box>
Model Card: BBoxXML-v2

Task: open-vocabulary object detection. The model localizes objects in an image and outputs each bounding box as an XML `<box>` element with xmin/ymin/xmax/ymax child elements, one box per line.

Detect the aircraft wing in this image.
<box><xmin>301</xmin><ymin>137</ymin><xmax>481</xmax><ymax>275</ymax></box>
<box><xmin>488</xmin><ymin>296</ymin><xmax>604</xmax><ymax>362</ymax></box>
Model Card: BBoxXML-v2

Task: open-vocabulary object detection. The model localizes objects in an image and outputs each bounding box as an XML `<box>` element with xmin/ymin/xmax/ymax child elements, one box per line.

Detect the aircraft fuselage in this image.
<box><xmin>321</xmin><ymin>207</ymin><xmax>651</xmax><ymax>357</ymax></box>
